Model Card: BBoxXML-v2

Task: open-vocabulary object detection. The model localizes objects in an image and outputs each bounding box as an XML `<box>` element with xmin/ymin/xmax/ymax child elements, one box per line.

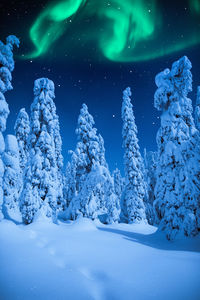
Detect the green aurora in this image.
<box><xmin>26</xmin><ymin>0</ymin><xmax>200</xmax><ymax>62</ymax></box>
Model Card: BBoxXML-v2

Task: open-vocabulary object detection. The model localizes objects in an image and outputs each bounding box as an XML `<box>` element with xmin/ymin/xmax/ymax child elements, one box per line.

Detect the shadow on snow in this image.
<box><xmin>97</xmin><ymin>226</ymin><xmax>200</xmax><ymax>253</ymax></box>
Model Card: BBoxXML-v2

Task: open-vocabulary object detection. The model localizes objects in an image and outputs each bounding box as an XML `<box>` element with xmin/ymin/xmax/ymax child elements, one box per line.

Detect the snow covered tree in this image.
<box><xmin>21</xmin><ymin>78</ymin><xmax>64</xmax><ymax>224</ymax></box>
<box><xmin>0</xmin><ymin>133</ymin><xmax>5</xmax><ymax>220</ymax></box>
<box><xmin>154</xmin><ymin>56</ymin><xmax>200</xmax><ymax>240</ymax></box>
<box><xmin>63</xmin><ymin>151</ymin><xmax>77</xmax><ymax>209</ymax></box>
<box><xmin>195</xmin><ymin>86</ymin><xmax>200</xmax><ymax>131</ymax></box>
<box><xmin>98</xmin><ymin>134</ymin><xmax>108</xmax><ymax>168</ymax></box>
<box><xmin>14</xmin><ymin>108</ymin><xmax>30</xmax><ymax>171</ymax></box>
<box><xmin>143</xmin><ymin>149</ymin><xmax>157</xmax><ymax>225</ymax></box>
<box><xmin>121</xmin><ymin>87</ymin><xmax>146</xmax><ymax>224</ymax></box>
<box><xmin>70</xmin><ymin>163</ymin><xmax>119</xmax><ymax>223</ymax></box>
<box><xmin>70</xmin><ymin>163</ymin><xmax>103</xmax><ymax>220</ymax></box>
<box><xmin>0</xmin><ymin>35</ymin><xmax>19</xmax><ymax>220</ymax></box>
<box><xmin>113</xmin><ymin>168</ymin><xmax>124</xmax><ymax>211</ymax></box>
<box><xmin>67</xmin><ymin>104</ymin><xmax>119</xmax><ymax>223</ymax></box>
<box><xmin>2</xmin><ymin>135</ymin><xmax>22</xmax><ymax>220</ymax></box>
<box><xmin>0</xmin><ymin>35</ymin><xmax>19</xmax><ymax>97</ymax></box>
<box><xmin>74</xmin><ymin>103</ymin><xmax>101</xmax><ymax>193</ymax></box>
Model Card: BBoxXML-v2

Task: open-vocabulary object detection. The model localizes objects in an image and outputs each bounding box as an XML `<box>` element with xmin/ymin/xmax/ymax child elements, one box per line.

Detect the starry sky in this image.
<box><xmin>0</xmin><ymin>0</ymin><xmax>200</xmax><ymax>173</ymax></box>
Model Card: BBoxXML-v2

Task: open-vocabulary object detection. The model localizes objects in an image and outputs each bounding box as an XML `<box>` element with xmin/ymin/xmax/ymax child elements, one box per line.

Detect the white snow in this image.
<box><xmin>0</xmin><ymin>218</ymin><xmax>199</xmax><ymax>300</ymax></box>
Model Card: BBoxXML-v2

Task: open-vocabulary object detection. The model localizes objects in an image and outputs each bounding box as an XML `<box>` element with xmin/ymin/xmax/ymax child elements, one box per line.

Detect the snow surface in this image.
<box><xmin>0</xmin><ymin>218</ymin><xmax>200</xmax><ymax>300</ymax></box>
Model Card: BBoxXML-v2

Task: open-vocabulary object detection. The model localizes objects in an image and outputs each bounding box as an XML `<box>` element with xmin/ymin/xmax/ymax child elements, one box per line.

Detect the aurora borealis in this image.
<box><xmin>29</xmin><ymin>0</ymin><xmax>87</xmax><ymax>58</ymax></box>
<box><xmin>27</xmin><ymin>0</ymin><xmax>200</xmax><ymax>62</ymax></box>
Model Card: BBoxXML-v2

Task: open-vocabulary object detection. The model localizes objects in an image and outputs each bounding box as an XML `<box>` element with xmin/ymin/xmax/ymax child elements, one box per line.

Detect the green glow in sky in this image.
<box><xmin>28</xmin><ymin>0</ymin><xmax>86</xmax><ymax>58</ymax></box>
<box><xmin>26</xmin><ymin>0</ymin><xmax>200</xmax><ymax>62</ymax></box>
<box><xmin>190</xmin><ymin>0</ymin><xmax>200</xmax><ymax>13</ymax></box>
<box><xmin>98</xmin><ymin>0</ymin><xmax>158</xmax><ymax>61</ymax></box>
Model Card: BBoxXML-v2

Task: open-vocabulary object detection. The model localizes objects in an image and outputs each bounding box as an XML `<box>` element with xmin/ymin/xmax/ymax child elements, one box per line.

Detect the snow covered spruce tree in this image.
<box><xmin>0</xmin><ymin>35</ymin><xmax>19</xmax><ymax>220</ymax></box>
<box><xmin>143</xmin><ymin>149</ymin><xmax>157</xmax><ymax>225</ymax></box>
<box><xmin>68</xmin><ymin>104</ymin><xmax>119</xmax><ymax>223</ymax></box>
<box><xmin>63</xmin><ymin>151</ymin><xmax>77</xmax><ymax>209</ymax></box>
<box><xmin>121</xmin><ymin>87</ymin><xmax>146</xmax><ymax>224</ymax></box>
<box><xmin>2</xmin><ymin>135</ymin><xmax>22</xmax><ymax>220</ymax></box>
<box><xmin>113</xmin><ymin>168</ymin><xmax>124</xmax><ymax>211</ymax></box>
<box><xmin>14</xmin><ymin>108</ymin><xmax>30</xmax><ymax>171</ymax></box>
<box><xmin>71</xmin><ymin>163</ymin><xmax>119</xmax><ymax>223</ymax></box>
<box><xmin>21</xmin><ymin>78</ymin><xmax>64</xmax><ymax>224</ymax></box>
<box><xmin>195</xmin><ymin>86</ymin><xmax>200</xmax><ymax>131</ymax></box>
<box><xmin>98</xmin><ymin>134</ymin><xmax>108</xmax><ymax>168</ymax></box>
<box><xmin>154</xmin><ymin>56</ymin><xmax>200</xmax><ymax>240</ymax></box>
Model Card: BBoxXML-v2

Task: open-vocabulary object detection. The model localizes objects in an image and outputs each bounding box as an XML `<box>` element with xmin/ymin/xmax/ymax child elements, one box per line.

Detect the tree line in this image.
<box><xmin>0</xmin><ymin>36</ymin><xmax>199</xmax><ymax>240</ymax></box>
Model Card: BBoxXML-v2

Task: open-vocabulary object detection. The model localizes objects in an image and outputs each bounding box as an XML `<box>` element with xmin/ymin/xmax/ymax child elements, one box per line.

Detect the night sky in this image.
<box><xmin>0</xmin><ymin>0</ymin><xmax>200</xmax><ymax>173</ymax></box>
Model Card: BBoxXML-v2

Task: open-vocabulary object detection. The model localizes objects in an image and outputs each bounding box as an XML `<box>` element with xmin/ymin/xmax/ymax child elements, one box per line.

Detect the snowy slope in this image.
<box><xmin>0</xmin><ymin>218</ymin><xmax>200</xmax><ymax>300</ymax></box>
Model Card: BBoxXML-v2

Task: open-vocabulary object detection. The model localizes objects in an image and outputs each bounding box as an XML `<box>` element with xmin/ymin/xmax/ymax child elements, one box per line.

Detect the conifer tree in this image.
<box><xmin>3</xmin><ymin>135</ymin><xmax>22</xmax><ymax>219</ymax></box>
<box><xmin>113</xmin><ymin>168</ymin><xmax>124</xmax><ymax>212</ymax></box>
<box><xmin>68</xmin><ymin>104</ymin><xmax>119</xmax><ymax>222</ymax></box>
<box><xmin>121</xmin><ymin>87</ymin><xmax>146</xmax><ymax>223</ymax></box>
<box><xmin>0</xmin><ymin>35</ymin><xmax>19</xmax><ymax>220</ymax></box>
<box><xmin>67</xmin><ymin>103</ymin><xmax>100</xmax><ymax>219</ymax></box>
<box><xmin>143</xmin><ymin>149</ymin><xmax>157</xmax><ymax>225</ymax></box>
<box><xmin>63</xmin><ymin>151</ymin><xmax>77</xmax><ymax>209</ymax></box>
<box><xmin>195</xmin><ymin>86</ymin><xmax>200</xmax><ymax>131</ymax></box>
<box><xmin>21</xmin><ymin>78</ymin><xmax>64</xmax><ymax>224</ymax></box>
<box><xmin>98</xmin><ymin>134</ymin><xmax>108</xmax><ymax>168</ymax></box>
<box><xmin>154</xmin><ymin>56</ymin><xmax>200</xmax><ymax>240</ymax></box>
<box><xmin>104</xmin><ymin>167</ymin><xmax>120</xmax><ymax>224</ymax></box>
<box><xmin>14</xmin><ymin>108</ymin><xmax>30</xmax><ymax>171</ymax></box>
<box><xmin>74</xmin><ymin>103</ymin><xmax>101</xmax><ymax>192</ymax></box>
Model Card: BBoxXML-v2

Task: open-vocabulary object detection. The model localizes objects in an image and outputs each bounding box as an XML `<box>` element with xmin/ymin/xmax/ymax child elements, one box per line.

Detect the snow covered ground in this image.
<box><xmin>0</xmin><ymin>218</ymin><xmax>200</xmax><ymax>300</ymax></box>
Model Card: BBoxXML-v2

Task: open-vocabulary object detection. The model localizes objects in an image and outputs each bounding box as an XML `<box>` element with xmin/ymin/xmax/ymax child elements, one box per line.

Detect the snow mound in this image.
<box><xmin>33</xmin><ymin>206</ymin><xmax>55</xmax><ymax>225</ymax></box>
<box><xmin>71</xmin><ymin>217</ymin><xmax>97</xmax><ymax>231</ymax></box>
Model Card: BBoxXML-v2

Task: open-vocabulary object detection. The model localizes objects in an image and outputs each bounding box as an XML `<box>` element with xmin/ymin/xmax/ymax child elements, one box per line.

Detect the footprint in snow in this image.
<box><xmin>36</xmin><ymin>237</ymin><xmax>48</xmax><ymax>248</ymax></box>
<box><xmin>79</xmin><ymin>267</ymin><xmax>94</xmax><ymax>280</ymax></box>
<box><xmin>48</xmin><ymin>247</ymin><xmax>56</xmax><ymax>256</ymax></box>
<box><xmin>79</xmin><ymin>268</ymin><xmax>108</xmax><ymax>282</ymax></box>
<box><xmin>29</xmin><ymin>230</ymin><xmax>37</xmax><ymax>239</ymax></box>
<box><xmin>78</xmin><ymin>267</ymin><xmax>107</xmax><ymax>300</ymax></box>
